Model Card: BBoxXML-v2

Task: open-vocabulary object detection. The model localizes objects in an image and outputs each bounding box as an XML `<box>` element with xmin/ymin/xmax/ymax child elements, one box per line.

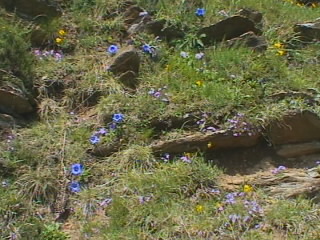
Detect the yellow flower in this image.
<box><xmin>296</xmin><ymin>3</ymin><xmax>303</xmax><ymax>7</ymax></box>
<box><xmin>273</xmin><ymin>42</ymin><xmax>283</xmax><ymax>48</ymax></box>
<box><xmin>195</xmin><ymin>80</ymin><xmax>203</xmax><ymax>86</ymax></box>
<box><xmin>243</xmin><ymin>184</ymin><xmax>253</xmax><ymax>193</ymax></box>
<box><xmin>207</xmin><ymin>142</ymin><xmax>214</xmax><ymax>149</ymax></box>
<box><xmin>58</xmin><ymin>29</ymin><xmax>66</xmax><ymax>36</ymax></box>
<box><xmin>312</xmin><ymin>3</ymin><xmax>317</xmax><ymax>8</ymax></box>
<box><xmin>165</xmin><ymin>64</ymin><xmax>172</xmax><ymax>72</ymax></box>
<box><xmin>277</xmin><ymin>50</ymin><xmax>286</xmax><ymax>56</ymax></box>
<box><xmin>185</xmin><ymin>152</ymin><xmax>194</xmax><ymax>158</ymax></box>
<box><xmin>195</xmin><ymin>205</ymin><xmax>204</xmax><ymax>213</ymax></box>
<box><xmin>55</xmin><ymin>37</ymin><xmax>63</xmax><ymax>44</ymax></box>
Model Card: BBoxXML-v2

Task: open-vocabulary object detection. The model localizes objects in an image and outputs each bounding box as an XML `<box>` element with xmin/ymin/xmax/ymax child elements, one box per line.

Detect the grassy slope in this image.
<box><xmin>1</xmin><ymin>0</ymin><xmax>320</xmax><ymax>239</ymax></box>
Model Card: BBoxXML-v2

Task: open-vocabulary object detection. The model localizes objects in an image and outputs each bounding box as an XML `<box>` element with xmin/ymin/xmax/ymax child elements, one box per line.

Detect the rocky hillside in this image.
<box><xmin>0</xmin><ymin>0</ymin><xmax>320</xmax><ymax>239</ymax></box>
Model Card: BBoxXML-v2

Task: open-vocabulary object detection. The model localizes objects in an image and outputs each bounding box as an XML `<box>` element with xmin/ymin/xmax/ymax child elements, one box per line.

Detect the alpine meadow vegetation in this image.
<box><xmin>1</xmin><ymin>0</ymin><xmax>320</xmax><ymax>239</ymax></box>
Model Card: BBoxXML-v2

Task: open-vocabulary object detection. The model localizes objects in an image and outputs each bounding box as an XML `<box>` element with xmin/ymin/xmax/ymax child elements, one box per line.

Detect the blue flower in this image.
<box><xmin>142</xmin><ymin>44</ymin><xmax>152</xmax><ymax>54</ymax></box>
<box><xmin>69</xmin><ymin>181</ymin><xmax>81</xmax><ymax>193</ymax></box>
<box><xmin>107</xmin><ymin>45</ymin><xmax>119</xmax><ymax>55</ymax></box>
<box><xmin>195</xmin><ymin>8</ymin><xmax>206</xmax><ymax>17</ymax></box>
<box><xmin>90</xmin><ymin>135</ymin><xmax>100</xmax><ymax>144</ymax></box>
<box><xmin>71</xmin><ymin>163</ymin><xmax>84</xmax><ymax>176</ymax></box>
<box><xmin>112</xmin><ymin>113</ymin><xmax>124</xmax><ymax>123</ymax></box>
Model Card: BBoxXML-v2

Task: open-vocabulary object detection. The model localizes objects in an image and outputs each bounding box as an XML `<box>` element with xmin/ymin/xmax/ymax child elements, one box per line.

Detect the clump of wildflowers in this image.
<box><xmin>33</xmin><ymin>49</ymin><xmax>63</xmax><ymax>61</ymax></box>
<box><xmin>89</xmin><ymin>113</ymin><xmax>125</xmax><ymax>144</ymax></box>
<box><xmin>196</xmin><ymin>113</ymin><xmax>218</xmax><ymax>133</ymax></box>
<box><xmin>227</xmin><ymin>113</ymin><xmax>257</xmax><ymax>137</ymax></box>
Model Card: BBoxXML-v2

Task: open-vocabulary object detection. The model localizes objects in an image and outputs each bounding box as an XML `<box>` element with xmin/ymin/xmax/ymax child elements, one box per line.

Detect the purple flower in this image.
<box><xmin>71</xmin><ymin>163</ymin><xmax>84</xmax><ymax>176</ymax></box>
<box><xmin>97</xmin><ymin>127</ymin><xmax>108</xmax><ymax>135</ymax></box>
<box><xmin>195</xmin><ymin>8</ymin><xmax>206</xmax><ymax>17</ymax></box>
<box><xmin>272</xmin><ymin>165</ymin><xmax>287</xmax><ymax>174</ymax></box>
<box><xmin>107</xmin><ymin>45</ymin><xmax>119</xmax><ymax>55</ymax></box>
<box><xmin>180</xmin><ymin>156</ymin><xmax>191</xmax><ymax>163</ymax></box>
<box><xmin>138</xmin><ymin>196</ymin><xmax>152</xmax><ymax>204</ymax></box>
<box><xmin>153</xmin><ymin>91</ymin><xmax>161</xmax><ymax>98</ymax></box>
<box><xmin>229</xmin><ymin>214</ymin><xmax>241</xmax><ymax>223</ymax></box>
<box><xmin>112</xmin><ymin>113</ymin><xmax>124</xmax><ymax>123</ymax></box>
<box><xmin>210</xmin><ymin>189</ymin><xmax>220</xmax><ymax>194</ymax></box>
<box><xmin>161</xmin><ymin>153</ymin><xmax>170</xmax><ymax>162</ymax></box>
<box><xmin>316</xmin><ymin>161</ymin><xmax>320</xmax><ymax>165</ymax></box>
<box><xmin>109</xmin><ymin>122</ymin><xmax>117</xmax><ymax>130</ymax></box>
<box><xmin>90</xmin><ymin>135</ymin><xmax>100</xmax><ymax>144</ymax></box>
<box><xmin>100</xmin><ymin>198</ymin><xmax>112</xmax><ymax>207</ymax></box>
<box><xmin>69</xmin><ymin>181</ymin><xmax>81</xmax><ymax>193</ymax></box>
<box><xmin>139</xmin><ymin>11</ymin><xmax>148</xmax><ymax>17</ymax></box>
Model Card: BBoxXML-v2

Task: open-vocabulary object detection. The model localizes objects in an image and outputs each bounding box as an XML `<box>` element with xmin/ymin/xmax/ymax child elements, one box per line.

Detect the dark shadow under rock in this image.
<box><xmin>226</xmin><ymin>31</ymin><xmax>267</xmax><ymax>52</ymax></box>
<box><xmin>198</xmin><ymin>15</ymin><xmax>261</xmax><ymax>45</ymax></box>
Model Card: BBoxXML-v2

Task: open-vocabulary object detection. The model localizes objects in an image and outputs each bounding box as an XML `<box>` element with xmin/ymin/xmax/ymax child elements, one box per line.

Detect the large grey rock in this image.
<box><xmin>145</xmin><ymin>19</ymin><xmax>185</xmax><ymax>41</ymax></box>
<box><xmin>198</xmin><ymin>15</ymin><xmax>261</xmax><ymax>45</ymax></box>
<box><xmin>0</xmin><ymin>0</ymin><xmax>61</xmax><ymax>20</ymax></box>
<box><xmin>0</xmin><ymin>88</ymin><xmax>34</xmax><ymax>115</ymax></box>
<box><xmin>108</xmin><ymin>46</ymin><xmax>140</xmax><ymax>88</ymax></box>
<box><xmin>294</xmin><ymin>19</ymin><xmax>320</xmax><ymax>41</ymax></box>
<box><xmin>0</xmin><ymin>113</ymin><xmax>15</xmax><ymax>128</ymax></box>
<box><xmin>238</xmin><ymin>8</ymin><xmax>263</xmax><ymax>25</ymax></box>
<box><xmin>267</xmin><ymin>111</ymin><xmax>320</xmax><ymax>145</ymax></box>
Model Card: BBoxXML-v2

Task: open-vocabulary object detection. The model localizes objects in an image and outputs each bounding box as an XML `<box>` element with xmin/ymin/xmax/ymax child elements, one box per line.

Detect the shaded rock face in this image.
<box><xmin>123</xmin><ymin>5</ymin><xmax>145</xmax><ymax>24</ymax></box>
<box><xmin>238</xmin><ymin>8</ymin><xmax>263</xmax><ymax>25</ymax></box>
<box><xmin>0</xmin><ymin>0</ymin><xmax>61</xmax><ymax>20</ymax></box>
<box><xmin>198</xmin><ymin>15</ymin><xmax>261</xmax><ymax>45</ymax></box>
<box><xmin>227</xmin><ymin>31</ymin><xmax>267</xmax><ymax>52</ymax></box>
<box><xmin>0</xmin><ymin>89</ymin><xmax>34</xmax><ymax>115</ymax></box>
<box><xmin>294</xmin><ymin>19</ymin><xmax>320</xmax><ymax>41</ymax></box>
<box><xmin>267</xmin><ymin>111</ymin><xmax>320</xmax><ymax>145</ymax></box>
<box><xmin>145</xmin><ymin>19</ymin><xmax>185</xmax><ymax>41</ymax></box>
<box><xmin>108</xmin><ymin>46</ymin><xmax>140</xmax><ymax>88</ymax></box>
<box><xmin>0</xmin><ymin>113</ymin><xmax>15</xmax><ymax>128</ymax></box>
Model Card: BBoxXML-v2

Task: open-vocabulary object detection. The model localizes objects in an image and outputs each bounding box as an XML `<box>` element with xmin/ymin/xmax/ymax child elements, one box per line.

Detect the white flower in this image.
<box><xmin>180</xmin><ymin>51</ymin><xmax>189</xmax><ymax>58</ymax></box>
<box><xmin>195</xmin><ymin>52</ymin><xmax>204</xmax><ymax>59</ymax></box>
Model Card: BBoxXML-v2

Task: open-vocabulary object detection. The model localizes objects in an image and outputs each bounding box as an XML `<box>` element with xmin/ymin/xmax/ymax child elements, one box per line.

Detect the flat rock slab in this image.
<box><xmin>0</xmin><ymin>0</ymin><xmax>61</xmax><ymax>20</ymax></box>
<box><xmin>294</xmin><ymin>19</ymin><xmax>320</xmax><ymax>41</ymax></box>
<box><xmin>277</xmin><ymin>141</ymin><xmax>320</xmax><ymax>158</ymax></box>
<box><xmin>198</xmin><ymin>15</ymin><xmax>261</xmax><ymax>45</ymax></box>
<box><xmin>151</xmin><ymin>130</ymin><xmax>261</xmax><ymax>153</ymax></box>
<box><xmin>0</xmin><ymin>89</ymin><xmax>34</xmax><ymax>115</ymax></box>
<box><xmin>267</xmin><ymin>111</ymin><xmax>320</xmax><ymax>145</ymax></box>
